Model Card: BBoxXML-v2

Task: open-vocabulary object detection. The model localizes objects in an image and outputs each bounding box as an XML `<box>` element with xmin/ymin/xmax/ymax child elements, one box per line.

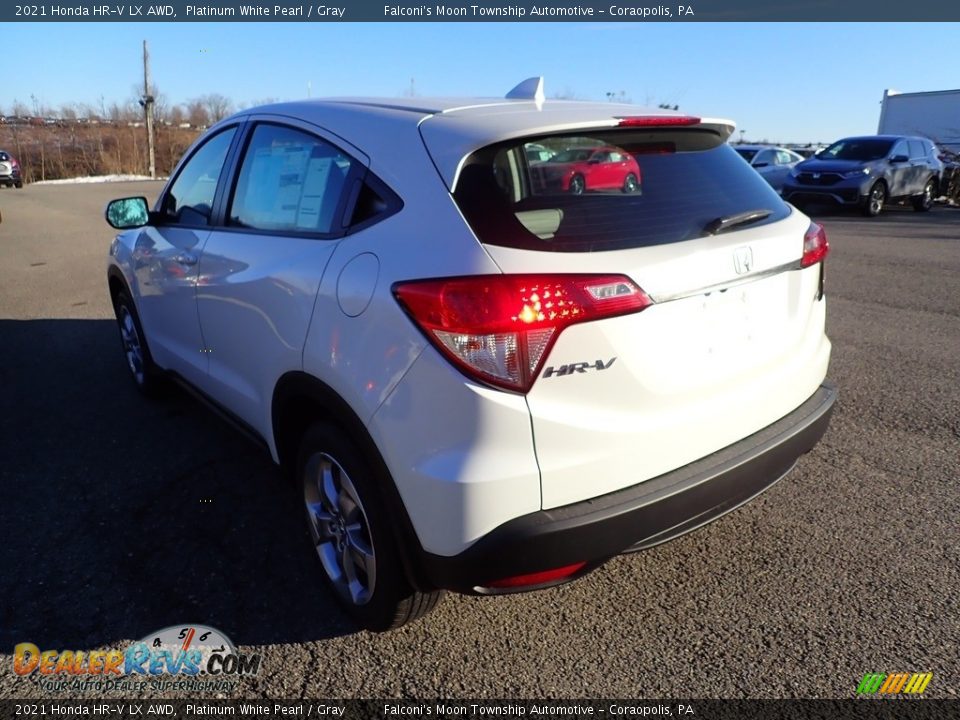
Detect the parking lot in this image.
<box><xmin>1</xmin><ymin>181</ymin><xmax>958</xmax><ymax>699</ymax></box>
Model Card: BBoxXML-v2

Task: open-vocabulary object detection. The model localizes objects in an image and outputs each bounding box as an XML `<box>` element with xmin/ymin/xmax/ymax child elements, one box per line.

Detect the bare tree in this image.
<box><xmin>12</xmin><ymin>99</ymin><xmax>30</xmax><ymax>118</ymax></box>
<box><xmin>108</xmin><ymin>100</ymin><xmax>135</xmax><ymax>124</ymax></box>
<box><xmin>200</xmin><ymin>93</ymin><xmax>232</xmax><ymax>123</ymax></box>
<box><xmin>185</xmin><ymin>100</ymin><xmax>210</xmax><ymax>129</ymax></box>
<box><xmin>169</xmin><ymin>104</ymin><xmax>185</xmax><ymax>125</ymax></box>
<box><xmin>605</xmin><ymin>90</ymin><xmax>632</xmax><ymax>104</ymax></box>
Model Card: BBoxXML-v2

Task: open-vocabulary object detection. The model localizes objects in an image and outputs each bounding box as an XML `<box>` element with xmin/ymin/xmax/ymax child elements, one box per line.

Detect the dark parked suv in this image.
<box><xmin>782</xmin><ymin>135</ymin><xmax>942</xmax><ymax>217</ymax></box>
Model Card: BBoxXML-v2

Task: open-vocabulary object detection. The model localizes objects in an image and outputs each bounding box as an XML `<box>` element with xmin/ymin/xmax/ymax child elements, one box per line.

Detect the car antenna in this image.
<box><xmin>506</xmin><ymin>77</ymin><xmax>545</xmax><ymax>108</ymax></box>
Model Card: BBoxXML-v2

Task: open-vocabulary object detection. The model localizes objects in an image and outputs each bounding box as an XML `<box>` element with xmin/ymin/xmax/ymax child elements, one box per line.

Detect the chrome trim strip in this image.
<box><xmin>649</xmin><ymin>260</ymin><xmax>800</xmax><ymax>304</ymax></box>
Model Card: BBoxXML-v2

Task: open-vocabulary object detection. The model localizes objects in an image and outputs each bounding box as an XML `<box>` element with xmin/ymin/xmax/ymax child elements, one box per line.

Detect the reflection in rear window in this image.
<box><xmin>453</xmin><ymin>129</ymin><xmax>790</xmax><ymax>253</ymax></box>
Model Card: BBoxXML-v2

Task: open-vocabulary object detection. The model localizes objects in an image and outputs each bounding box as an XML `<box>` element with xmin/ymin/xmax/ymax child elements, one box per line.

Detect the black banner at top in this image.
<box><xmin>4</xmin><ymin>0</ymin><xmax>959</xmax><ymax>22</ymax></box>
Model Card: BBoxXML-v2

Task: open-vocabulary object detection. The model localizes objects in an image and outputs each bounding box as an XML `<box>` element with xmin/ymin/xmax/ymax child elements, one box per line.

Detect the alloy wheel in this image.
<box><xmin>118</xmin><ymin>306</ymin><xmax>145</xmax><ymax>385</ymax></box>
<box><xmin>869</xmin><ymin>184</ymin><xmax>885</xmax><ymax>215</ymax></box>
<box><xmin>303</xmin><ymin>452</ymin><xmax>377</xmax><ymax>605</ymax></box>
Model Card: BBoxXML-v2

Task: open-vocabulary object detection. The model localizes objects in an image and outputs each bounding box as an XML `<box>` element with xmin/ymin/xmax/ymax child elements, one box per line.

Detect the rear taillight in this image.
<box><xmin>801</xmin><ymin>222</ymin><xmax>829</xmax><ymax>267</ymax></box>
<box><xmin>393</xmin><ymin>274</ymin><xmax>652</xmax><ymax>393</ymax></box>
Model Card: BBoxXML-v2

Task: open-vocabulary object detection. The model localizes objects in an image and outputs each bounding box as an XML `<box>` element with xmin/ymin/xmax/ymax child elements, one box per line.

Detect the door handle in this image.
<box><xmin>174</xmin><ymin>252</ymin><xmax>198</xmax><ymax>266</ymax></box>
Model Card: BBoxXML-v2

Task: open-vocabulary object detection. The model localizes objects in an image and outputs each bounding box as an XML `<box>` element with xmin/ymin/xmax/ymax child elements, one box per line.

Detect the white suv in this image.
<box><xmin>105</xmin><ymin>79</ymin><xmax>836</xmax><ymax>631</ymax></box>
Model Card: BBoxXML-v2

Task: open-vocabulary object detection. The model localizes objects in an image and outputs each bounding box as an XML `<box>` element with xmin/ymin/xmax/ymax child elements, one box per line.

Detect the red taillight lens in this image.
<box><xmin>394</xmin><ymin>274</ymin><xmax>651</xmax><ymax>393</ymax></box>
<box><xmin>484</xmin><ymin>562</ymin><xmax>588</xmax><ymax>590</ymax></box>
<box><xmin>801</xmin><ymin>222</ymin><xmax>829</xmax><ymax>267</ymax></box>
<box><xmin>616</xmin><ymin>115</ymin><xmax>701</xmax><ymax>127</ymax></box>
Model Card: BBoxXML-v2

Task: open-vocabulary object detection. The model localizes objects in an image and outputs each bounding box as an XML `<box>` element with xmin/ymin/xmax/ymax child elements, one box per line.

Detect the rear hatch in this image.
<box><xmin>427</xmin><ymin>116</ymin><xmax>832</xmax><ymax>508</ymax></box>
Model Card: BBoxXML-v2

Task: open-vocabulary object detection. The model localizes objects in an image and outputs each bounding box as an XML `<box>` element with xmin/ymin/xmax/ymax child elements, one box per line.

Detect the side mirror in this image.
<box><xmin>889</xmin><ymin>154</ymin><xmax>909</xmax><ymax>164</ymax></box>
<box><xmin>105</xmin><ymin>197</ymin><xmax>150</xmax><ymax>229</ymax></box>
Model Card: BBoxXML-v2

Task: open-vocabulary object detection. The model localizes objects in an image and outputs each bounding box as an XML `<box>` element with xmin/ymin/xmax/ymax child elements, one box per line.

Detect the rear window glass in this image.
<box><xmin>453</xmin><ymin>129</ymin><xmax>790</xmax><ymax>253</ymax></box>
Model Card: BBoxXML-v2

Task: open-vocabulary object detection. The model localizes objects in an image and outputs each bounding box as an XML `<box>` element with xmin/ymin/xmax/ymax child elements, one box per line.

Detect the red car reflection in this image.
<box><xmin>532</xmin><ymin>146</ymin><xmax>641</xmax><ymax>194</ymax></box>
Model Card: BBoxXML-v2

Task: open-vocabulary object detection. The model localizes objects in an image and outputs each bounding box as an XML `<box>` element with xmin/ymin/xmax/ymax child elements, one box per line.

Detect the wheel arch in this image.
<box><xmin>107</xmin><ymin>265</ymin><xmax>130</xmax><ymax>303</ymax></box>
<box><xmin>271</xmin><ymin>371</ymin><xmax>433</xmax><ymax>590</ymax></box>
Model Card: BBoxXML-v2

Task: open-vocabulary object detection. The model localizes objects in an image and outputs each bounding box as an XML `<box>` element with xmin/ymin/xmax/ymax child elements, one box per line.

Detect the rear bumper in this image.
<box><xmin>420</xmin><ymin>382</ymin><xmax>837</xmax><ymax>594</ymax></box>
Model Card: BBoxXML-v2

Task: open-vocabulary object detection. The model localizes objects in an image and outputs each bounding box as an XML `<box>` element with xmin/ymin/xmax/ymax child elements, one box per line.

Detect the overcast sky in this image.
<box><xmin>8</xmin><ymin>22</ymin><xmax>959</xmax><ymax>144</ymax></box>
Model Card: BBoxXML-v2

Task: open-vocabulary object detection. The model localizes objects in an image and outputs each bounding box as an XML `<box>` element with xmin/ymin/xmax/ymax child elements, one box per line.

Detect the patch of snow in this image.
<box><xmin>33</xmin><ymin>174</ymin><xmax>166</xmax><ymax>185</ymax></box>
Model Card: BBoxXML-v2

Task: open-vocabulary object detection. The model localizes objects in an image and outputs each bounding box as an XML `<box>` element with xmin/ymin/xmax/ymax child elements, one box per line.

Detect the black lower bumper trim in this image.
<box><xmin>421</xmin><ymin>382</ymin><xmax>837</xmax><ymax>594</ymax></box>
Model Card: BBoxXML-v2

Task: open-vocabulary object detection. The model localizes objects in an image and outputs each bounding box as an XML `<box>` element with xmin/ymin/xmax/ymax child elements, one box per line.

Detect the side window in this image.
<box><xmin>775</xmin><ymin>150</ymin><xmax>795</xmax><ymax>165</ymax></box>
<box><xmin>754</xmin><ymin>150</ymin><xmax>775</xmax><ymax>166</ymax></box>
<box><xmin>347</xmin><ymin>174</ymin><xmax>403</xmax><ymax>229</ymax></box>
<box><xmin>908</xmin><ymin>140</ymin><xmax>925</xmax><ymax>159</ymax></box>
<box><xmin>162</xmin><ymin>127</ymin><xmax>236</xmax><ymax>225</ymax></box>
<box><xmin>890</xmin><ymin>140</ymin><xmax>908</xmax><ymax>159</ymax></box>
<box><xmin>229</xmin><ymin>124</ymin><xmax>354</xmax><ymax>234</ymax></box>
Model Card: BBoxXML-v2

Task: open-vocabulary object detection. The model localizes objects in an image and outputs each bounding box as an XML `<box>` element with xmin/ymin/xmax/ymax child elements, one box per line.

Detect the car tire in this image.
<box><xmin>912</xmin><ymin>178</ymin><xmax>936</xmax><ymax>212</ymax></box>
<box><xmin>569</xmin><ymin>174</ymin><xmax>585</xmax><ymax>195</ymax></box>
<box><xmin>621</xmin><ymin>173</ymin><xmax>639</xmax><ymax>194</ymax></box>
<box><xmin>297</xmin><ymin>422</ymin><xmax>443</xmax><ymax>631</ymax></box>
<box><xmin>112</xmin><ymin>289</ymin><xmax>163</xmax><ymax>396</ymax></box>
<box><xmin>15</xmin><ymin>182</ymin><xmax>22</xmax><ymax>189</ymax></box>
<box><xmin>861</xmin><ymin>181</ymin><xmax>887</xmax><ymax>217</ymax></box>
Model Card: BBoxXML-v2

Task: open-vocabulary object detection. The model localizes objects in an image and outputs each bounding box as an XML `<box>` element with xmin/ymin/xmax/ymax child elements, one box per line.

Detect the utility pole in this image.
<box><xmin>141</xmin><ymin>40</ymin><xmax>156</xmax><ymax>179</ymax></box>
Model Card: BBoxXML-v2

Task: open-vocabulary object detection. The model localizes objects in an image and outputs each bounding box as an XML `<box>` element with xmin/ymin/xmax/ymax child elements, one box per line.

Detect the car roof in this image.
<box><xmin>225</xmin><ymin>97</ymin><xmax>735</xmax><ymax>189</ymax></box>
<box><xmin>834</xmin><ymin>135</ymin><xmax>927</xmax><ymax>142</ymax></box>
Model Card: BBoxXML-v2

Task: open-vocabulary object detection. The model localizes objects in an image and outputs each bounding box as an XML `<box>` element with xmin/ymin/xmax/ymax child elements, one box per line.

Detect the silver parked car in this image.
<box><xmin>734</xmin><ymin>145</ymin><xmax>804</xmax><ymax>193</ymax></box>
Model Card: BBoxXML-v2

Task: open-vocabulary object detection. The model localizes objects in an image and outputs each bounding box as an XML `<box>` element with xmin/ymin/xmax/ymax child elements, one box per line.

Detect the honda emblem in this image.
<box><xmin>733</xmin><ymin>246</ymin><xmax>754</xmax><ymax>275</ymax></box>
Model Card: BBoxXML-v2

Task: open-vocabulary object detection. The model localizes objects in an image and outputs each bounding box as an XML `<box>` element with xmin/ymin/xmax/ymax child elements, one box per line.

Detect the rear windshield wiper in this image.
<box><xmin>704</xmin><ymin>209</ymin><xmax>772</xmax><ymax>235</ymax></box>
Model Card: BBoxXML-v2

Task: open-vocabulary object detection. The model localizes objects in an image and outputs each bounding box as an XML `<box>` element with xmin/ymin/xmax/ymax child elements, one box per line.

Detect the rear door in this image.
<box><xmin>194</xmin><ymin>119</ymin><xmax>367</xmax><ymax>437</ymax></box>
<box><xmin>451</xmin><ymin>127</ymin><xmax>831</xmax><ymax>508</ymax></box>
<box><xmin>907</xmin><ymin>140</ymin><xmax>930</xmax><ymax>193</ymax></box>
<box><xmin>887</xmin><ymin>139</ymin><xmax>912</xmax><ymax>196</ymax></box>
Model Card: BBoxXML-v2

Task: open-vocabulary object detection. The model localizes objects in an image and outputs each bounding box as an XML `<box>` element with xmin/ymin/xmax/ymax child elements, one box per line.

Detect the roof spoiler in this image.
<box><xmin>506</xmin><ymin>77</ymin><xmax>545</xmax><ymax>106</ymax></box>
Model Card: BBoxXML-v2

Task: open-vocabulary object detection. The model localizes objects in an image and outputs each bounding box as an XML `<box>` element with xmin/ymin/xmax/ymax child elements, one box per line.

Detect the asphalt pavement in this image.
<box><xmin>1</xmin><ymin>182</ymin><xmax>958</xmax><ymax>699</ymax></box>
